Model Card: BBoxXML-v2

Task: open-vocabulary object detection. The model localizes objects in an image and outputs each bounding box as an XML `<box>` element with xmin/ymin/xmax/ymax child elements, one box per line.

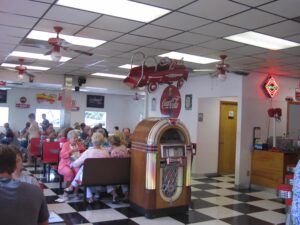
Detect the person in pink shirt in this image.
<box><xmin>107</xmin><ymin>135</ymin><xmax>130</xmax><ymax>203</ymax></box>
<box><xmin>58</xmin><ymin>130</ymin><xmax>85</xmax><ymax>187</ymax></box>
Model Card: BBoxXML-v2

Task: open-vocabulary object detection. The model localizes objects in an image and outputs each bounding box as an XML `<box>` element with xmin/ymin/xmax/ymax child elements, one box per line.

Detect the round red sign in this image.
<box><xmin>20</xmin><ymin>96</ymin><xmax>27</xmax><ymax>103</ymax></box>
<box><xmin>160</xmin><ymin>85</ymin><xmax>181</xmax><ymax>118</ymax></box>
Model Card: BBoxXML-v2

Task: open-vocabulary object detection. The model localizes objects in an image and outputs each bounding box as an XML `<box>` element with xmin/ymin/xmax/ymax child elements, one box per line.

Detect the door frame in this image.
<box><xmin>217</xmin><ymin>101</ymin><xmax>238</xmax><ymax>175</ymax></box>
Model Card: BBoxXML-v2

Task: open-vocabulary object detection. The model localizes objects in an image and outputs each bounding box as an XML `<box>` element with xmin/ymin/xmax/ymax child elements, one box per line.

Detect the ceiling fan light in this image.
<box><xmin>51</xmin><ymin>51</ymin><xmax>62</xmax><ymax>62</ymax></box>
<box><xmin>18</xmin><ymin>73</ymin><xmax>24</xmax><ymax>79</ymax></box>
<box><xmin>218</xmin><ymin>73</ymin><xmax>227</xmax><ymax>81</ymax></box>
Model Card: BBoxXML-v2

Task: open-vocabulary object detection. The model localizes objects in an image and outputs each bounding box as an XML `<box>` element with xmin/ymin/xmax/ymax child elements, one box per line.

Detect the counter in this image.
<box><xmin>251</xmin><ymin>150</ymin><xmax>299</xmax><ymax>189</ymax></box>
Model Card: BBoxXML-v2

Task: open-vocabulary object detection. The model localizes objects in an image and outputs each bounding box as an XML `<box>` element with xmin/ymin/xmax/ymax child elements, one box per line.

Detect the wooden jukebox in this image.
<box><xmin>130</xmin><ymin>118</ymin><xmax>192</xmax><ymax>218</ymax></box>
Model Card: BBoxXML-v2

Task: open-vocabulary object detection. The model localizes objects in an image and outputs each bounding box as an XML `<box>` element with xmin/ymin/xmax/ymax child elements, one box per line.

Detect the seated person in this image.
<box><xmin>0</xmin><ymin>144</ymin><xmax>49</xmax><ymax>225</ymax></box>
<box><xmin>58</xmin><ymin>130</ymin><xmax>85</xmax><ymax>188</ymax></box>
<box><xmin>292</xmin><ymin>159</ymin><xmax>300</xmax><ymax>225</ymax></box>
<box><xmin>58</xmin><ymin>127</ymin><xmax>73</xmax><ymax>147</ymax></box>
<box><xmin>122</xmin><ymin>128</ymin><xmax>132</xmax><ymax>149</ymax></box>
<box><xmin>45</xmin><ymin>123</ymin><xmax>57</xmax><ymax>140</ymax></box>
<box><xmin>107</xmin><ymin>135</ymin><xmax>130</xmax><ymax>203</ymax></box>
<box><xmin>64</xmin><ymin>132</ymin><xmax>109</xmax><ymax>203</ymax></box>
<box><xmin>0</xmin><ymin>123</ymin><xmax>14</xmax><ymax>144</ymax></box>
<box><xmin>11</xmin><ymin>145</ymin><xmax>40</xmax><ymax>187</ymax></box>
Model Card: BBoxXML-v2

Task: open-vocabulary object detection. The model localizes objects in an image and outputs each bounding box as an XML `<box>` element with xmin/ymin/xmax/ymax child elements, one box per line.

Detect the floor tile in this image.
<box><xmin>192</xmin><ymin>191</ymin><xmax>220</xmax><ymax>198</ymax></box>
<box><xmin>227</xmin><ymin>187</ymin><xmax>260</xmax><ymax>193</ymax></box>
<box><xmin>221</xmin><ymin>215</ymin><xmax>273</xmax><ymax>225</ymax></box>
<box><xmin>225</xmin><ymin>194</ymin><xmax>262</xmax><ymax>202</ymax></box>
<box><xmin>44</xmin><ymin>188</ymin><xmax>57</xmax><ymax>196</ymax></box>
<box><xmin>192</xmin><ymin>186</ymin><xmax>203</xmax><ymax>191</ymax></box>
<box><xmin>190</xmin><ymin>199</ymin><xmax>218</xmax><ymax>210</ymax></box>
<box><xmin>224</xmin><ymin>203</ymin><xmax>267</xmax><ymax>214</ymax></box>
<box><xmin>247</xmin><ymin>191</ymin><xmax>277</xmax><ymax>200</ymax></box>
<box><xmin>202</xmin><ymin>197</ymin><xmax>241</xmax><ymax>206</ymax></box>
<box><xmin>191</xmin><ymin>180</ymin><xmax>205</xmax><ymax>185</ymax></box>
<box><xmin>46</xmin><ymin>195</ymin><xmax>62</xmax><ymax>204</ymax></box>
<box><xmin>213</xmin><ymin>177</ymin><xmax>235</xmax><ymax>182</ymax></box>
<box><xmin>196</xmin><ymin>206</ymin><xmax>242</xmax><ymax>219</ymax></box>
<box><xmin>195</xmin><ymin>178</ymin><xmax>222</xmax><ymax>183</ymax></box>
<box><xmin>79</xmin><ymin>209</ymin><xmax>128</xmax><ymax>223</ymax></box>
<box><xmin>209</xmin><ymin>182</ymin><xmax>235</xmax><ymax>189</ymax></box>
<box><xmin>273</xmin><ymin>207</ymin><xmax>286</xmax><ymax>214</ymax></box>
<box><xmin>193</xmin><ymin>184</ymin><xmax>221</xmax><ymax>190</ymax></box>
<box><xmin>115</xmin><ymin>207</ymin><xmax>143</xmax><ymax>218</ymax></box>
<box><xmin>206</xmin><ymin>189</ymin><xmax>240</xmax><ymax>196</ymax></box>
<box><xmin>248</xmin><ymin>211</ymin><xmax>286</xmax><ymax>224</ymax></box>
<box><xmin>93</xmin><ymin>219</ymin><xmax>139</xmax><ymax>225</ymax></box>
<box><xmin>44</xmin><ymin>182</ymin><xmax>61</xmax><ymax>189</ymax></box>
<box><xmin>171</xmin><ymin>210</ymin><xmax>215</xmax><ymax>224</ymax></box>
<box><xmin>68</xmin><ymin>201</ymin><xmax>110</xmax><ymax>211</ymax></box>
<box><xmin>48</xmin><ymin>203</ymin><xmax>77</xmax><ymax>214</ymax></box>
<box><xmin>102</xmin><ymin>199</ymin><xmax>130</xmax><ymax>208</ymax></box>
<box><xmin>132</xmin><ymin>216</ymin><xmax>185</xmax><ymax>225</ymax></box>
<box><xmin>189</xmin><ymin>220</ymin><xmax>231</xmax><ymax>225</ymax></box>
<box><xmin>59</xmin><ymin>212</ymin><xmax>89</xmax><ymax>224</ymax></box>
<box><xmin>247</xmin><ymin>200</ymin><xmax>285</xmax><ymax>210</ymax></box>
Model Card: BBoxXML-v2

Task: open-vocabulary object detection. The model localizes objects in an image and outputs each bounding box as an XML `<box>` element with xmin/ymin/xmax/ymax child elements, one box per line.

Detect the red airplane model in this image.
<box><xmin>123</xmin><ymin>52</ymin><xmax>189</xmax><ymax>92</ymax></box>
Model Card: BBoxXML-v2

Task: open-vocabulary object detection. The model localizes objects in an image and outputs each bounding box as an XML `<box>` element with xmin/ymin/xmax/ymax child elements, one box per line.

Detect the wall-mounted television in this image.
<box><xmin>0</xmin><ymin>90</ymin><xmax>7</xmax><ymax>103</ymax></box>
<box><xmin>86</xmin><ymin>95</ymin><xmax>104</xmax><ymax>108</ymax></box>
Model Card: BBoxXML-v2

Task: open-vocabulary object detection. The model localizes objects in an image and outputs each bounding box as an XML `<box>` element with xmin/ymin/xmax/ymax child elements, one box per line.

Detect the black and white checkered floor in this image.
<box><xmin>24</xmin><ymin>164</ymin><xmax>287</xmax><ymax>225</ymax></box>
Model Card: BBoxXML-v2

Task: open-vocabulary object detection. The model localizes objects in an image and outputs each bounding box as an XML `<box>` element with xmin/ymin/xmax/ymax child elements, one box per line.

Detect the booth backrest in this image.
<box><xmin>81</xmin><ymin>158</ymin><xmax>131</xmax><ymax>186</ymax></box>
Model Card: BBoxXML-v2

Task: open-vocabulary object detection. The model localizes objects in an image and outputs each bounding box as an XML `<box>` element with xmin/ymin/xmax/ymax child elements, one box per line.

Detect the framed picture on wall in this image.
<box><xmin>86</xmin><ymin>95</ymin><xmax>104</xmax><ymax>108</ymax></box>
<box><xmin>0</xmin><ymin>90</ymin><xmax>7</xmax><ymax>103</ymax></box>
<box><xmin>185</xmin><ymin>94</ymin><xmax>192</xmax><ymax>110</ymax></box>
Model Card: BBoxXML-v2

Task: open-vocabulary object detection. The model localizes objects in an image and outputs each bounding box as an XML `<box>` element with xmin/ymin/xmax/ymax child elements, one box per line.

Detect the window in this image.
<box><xmin>36</xmin><ymin>109</ymin><xmax>61</xmax><ymax>128</ymax></box>
<box><xmin>84</xmin><ymin>111</ymin><xmax>106</xmax><ymax>127</ymax></box>
<box><xmin>0</xmin><ymin>107</ymin><xmax>9</xmax><ymax>126</ymax></box>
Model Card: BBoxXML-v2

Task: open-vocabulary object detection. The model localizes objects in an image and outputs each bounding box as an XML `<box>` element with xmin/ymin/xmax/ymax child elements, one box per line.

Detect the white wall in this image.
<box><xmin>0</xmin><ymin>87</ymin><xmax>144</xmax><ymax>134</ymax></box>
<box><xmin>194</xmin><ymin>97</ymin><xmax>238</xmax><ymax>175</ymax></box>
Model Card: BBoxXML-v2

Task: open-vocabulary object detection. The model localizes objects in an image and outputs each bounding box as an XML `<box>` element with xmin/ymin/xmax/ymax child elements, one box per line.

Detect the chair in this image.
<box><xmin>42</xmin><ymin>141</ymin><xmax>63</xmax><ymax>189</ymax></box>
<box><xmin>29</xmin><ymin>137</ymin><xmax>41</xmax><ymax>172</ymax></box>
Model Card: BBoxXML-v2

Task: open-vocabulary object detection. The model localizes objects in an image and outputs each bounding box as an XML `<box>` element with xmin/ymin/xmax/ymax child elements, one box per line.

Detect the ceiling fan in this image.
<box><xmin>210</xmin><ymin>55</ymin><xmax>249</xmax><ymax>80</ymax></box>
<box><xmin>5</xmin><ymin>58</ymin><xmax>35</xmax><ymax>82</ymax></box>
<box><xmin>23</xmin><ymin>26</ymin><xmax>93</xmax><ymax>61</ymax></box>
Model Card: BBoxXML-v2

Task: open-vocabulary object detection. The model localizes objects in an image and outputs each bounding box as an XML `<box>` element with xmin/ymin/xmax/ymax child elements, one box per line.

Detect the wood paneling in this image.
<box><xmin>251</xmin><ymin>150</ymin><xmax>298</xmax><ymax>188</ymax></box>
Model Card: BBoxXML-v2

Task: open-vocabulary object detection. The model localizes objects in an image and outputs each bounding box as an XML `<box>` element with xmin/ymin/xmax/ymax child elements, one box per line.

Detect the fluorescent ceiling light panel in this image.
<box><xmin>1</xmin><ymin>63</ymin><xmax>50</xmax><ymax>71</ymax></box>
<box><xmin>10</xmin><ymin>51</ymin><xmax>71</xmax><ymax>62</ymax></box>
<box><xmin>118</xmin><ymin>64</ymin><xmax>139</xmax><ymax>69</ymax></box>
<box><xmin>193</xmin><ymin>69</ymin><xmax>215</xmax><ymax>72</ymax></box>
<box><xmin>224</xmin><ymin>31</ymin><xmax>300</xmax><ymax>50</ymax></box>
<box><xmin>159</xmin><ymin>52</ymin><xmax>220</xmax><ymax>64</ymax></box>
<box><xmin>57</xmin><ymin>0</ymin><xmax>170</xmax><ymax>23</ymax></box>
<box><xmin>91</xmin><ymin>73</ymin><xmax>126</xmax><ymax>79</ymax></box>
<box><xmin>27</xmin><ymin>30</ymin><xmax>106</xmax><ymax>48</ymax></box>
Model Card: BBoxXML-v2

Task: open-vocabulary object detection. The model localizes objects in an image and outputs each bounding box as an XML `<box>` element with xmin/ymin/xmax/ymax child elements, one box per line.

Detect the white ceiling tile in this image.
<box><xmin>281</xmin><ymin>46</ymin><xmax>300</xmax><ymax>56</ymax></box>
<box><xmin>0</xmin><ymin>0</ymin><xmax>50</xmax><ymax>17</ymax></box>
<box><xmin>191</xmin><ymin>22</ymin><xmax>246</xmax><ymax>38</ymax></box>
<box><xmin>0</xmin><ymin>25</ymin><xmax>29</xmax><ymax>37</ymax></box>
<box><xmin>131</xmin><ymin>24</ymin><xmax>181</xmax><ymax>39</ymax></box>
<box><xmin>167</xmin><ymin>32</ymin><xmax>215</xmax><ymax>45</ymax></box>
<box><xmin>0</xmin><ymin>36</ymin><xmax>22</xmax><ymax>45</ymax></box>
<box><xmin>44</xmin><ymin>5</ymin><xmax>100</xmax><ymax>26</ymax></box>
<box><xmin>152</xmin><ymin>12</ymin><xmax>211</xmax><ymax>31</ymax></box>
<box><xmin>0</xmin><ymin>12</ymin><xmax>38</xmax><ymax>29</ymax></box>
<box><xmin>286</xmin><ymin>34</ymin><xmax>300</xmax><ymax>43</ymax></box>
<box><xmin>147</xmin><ymin>40</ymin><xmax>189</xmax><ymax>51</ymax></box>
<box><xmin>76</xmin><ymin>27</ymin><xmax>123</xmax><ymax>41</ymax></box>
<box><xmin>130</xmin><ymin>47</ymin><xmax>167</xmax><ymax>57</ymax></box>
<box><xmin>114</xmin><ymin>34</ymin><xmax>158</xmax><ymax>46</ymax></box>
<box><xmin>254</xmin><ymin>51</ymin><xmax>291</xmax><ymax>59</ymax></box>
<box><xmin>256</xmin><ymin>20</ymin><xmax>300</xmax><ymax>38</ymax></box>
<box><xmin>90</xmin><ymin>15</ymin><xmax>144</xmax><ymax>33</ymax></box>
<box><xmin>179</xmin><ymin>46</ymin><xmax>217</xmax><ymax>55</ymax></box>
<box><xmin>34</xmin><ymin>19</ymin><xmax>83</xmax><ymax>35</ymax></box>
<box><xmin>100</xmin><ymin>42</ymin><xmax>139</xmax><ymax>52</ymax></box>
<box><xmin>259</xmin><ymin>0</ymin><xmax>300</xmax><ymax>19</ymax></box>
<box><xmin>91</xmin><ymin>48</ymin><xmax>123</xmax><ymax>57</ymax></box>
<box><xmin>231</xmin><ymin>0</ymin><xmax>274</xmax><ymax>7</ymax></box>
<box><xmin>278</xmin><ymin>56</ymin><xmax>300</xmax><ymax>64</ymax></box>
<box><xmin>14</xmin><ymin>46</ymin><xmax>49</xmax><ymax>54</ymax></box>
<box><xmin>131</xmin><ymin>0</ymin><xmax>195</xmax><ymax>10</ymax></box>
<box><xmin>222</xmin><ymin>9</ymin><xmax>285</xmax><ymax>30</ymax></box>
<box><xmin>227</xmin><ymin>56</ymin><xmax>262</xmax><ymax>64</ymax></box>
<box><xmin>206</xmin><ymin>52</ymin><xmax>243</xmax><ymax>60</ymax></box>
<box><xmin>199</xmin><ymin>39</ymin><xmax>245</xmax><ymax>51</ymax></box>
<box><xmin>180</xmin><ymin>0</ymin><xmax>249</xmax><ymax>20</ymax></box>
<box><xmin>228</xmin><ymin>46</ymin><xmax>268</xmax><ymax>55</ymax></box>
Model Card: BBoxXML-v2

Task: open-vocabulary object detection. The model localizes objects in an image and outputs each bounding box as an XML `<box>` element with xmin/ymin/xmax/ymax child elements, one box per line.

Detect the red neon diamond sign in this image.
<box><xmin>264</xmin><ymin>76</ymin><xmax>279</xmax><ymax>98</ymax></box>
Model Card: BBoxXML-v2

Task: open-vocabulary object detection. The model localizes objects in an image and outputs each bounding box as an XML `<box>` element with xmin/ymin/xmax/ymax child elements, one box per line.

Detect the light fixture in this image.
<box><xmin>10</xmin><ymin>51</ymin><xmax>71</xmax><ymax>62</ymax></box>
<box><xmin>56</xmin><ymin>0</ymin><xmax>170</xmax><ymax>23</ymax></box>
<box><xmin>193</xmin><ymin>69</ymin><xmax>216</xmax><ymax>72</ymax></box>
<box><xmin>91</xmin><ymin>72</ymin><xmax>127</xmax><ymax>79</ymax></box>
<box><xmin>51</xmin><ymin>46</ymin><xmax>62</xmax><ymax>62</ymax></box>
<box><xmin>1</xmin><ymin>63</ymin><xmax>50</xmax><ymax>71</ymax></box>
<box><xmin>224</xmin><ymin>31</ymin><xmax>300</xmax><ymax>50</ymax></box>
<box><xmin>218</xmin><ymin>73</ymin><xmax>227</xmax><ymax>81</ymax></box>
<box><xmin>159</xmin><ymin>52</ymin><xmax>220</xmax><ymax>64</ymax></box>
<box><xmin>18</xmin><ymin>73</ymin><xmax>24</xmax><ymax>79</ymax></box>
<box><xmin>118</xmin><ymin>64</ymin><xmax>139</xmax><ymax>69</ymax></box>
<box><xmin>27</xmin><ymin>30</ymin><xmax>105</xmax><ymax>48</ymax></box>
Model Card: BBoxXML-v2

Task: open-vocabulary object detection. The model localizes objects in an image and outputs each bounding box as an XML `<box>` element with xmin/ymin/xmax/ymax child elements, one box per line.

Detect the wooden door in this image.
<box><xmin>218</xmin><ymin>101</ymin><xmax>237</xmax><ymax>175</ymax></box>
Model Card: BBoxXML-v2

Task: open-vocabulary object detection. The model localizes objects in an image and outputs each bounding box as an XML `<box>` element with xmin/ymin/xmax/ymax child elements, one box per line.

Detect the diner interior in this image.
<box><xmin>0</xmin><ymin>0</ymin><xmax>300</xmax><ymax>224</ymax></box>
